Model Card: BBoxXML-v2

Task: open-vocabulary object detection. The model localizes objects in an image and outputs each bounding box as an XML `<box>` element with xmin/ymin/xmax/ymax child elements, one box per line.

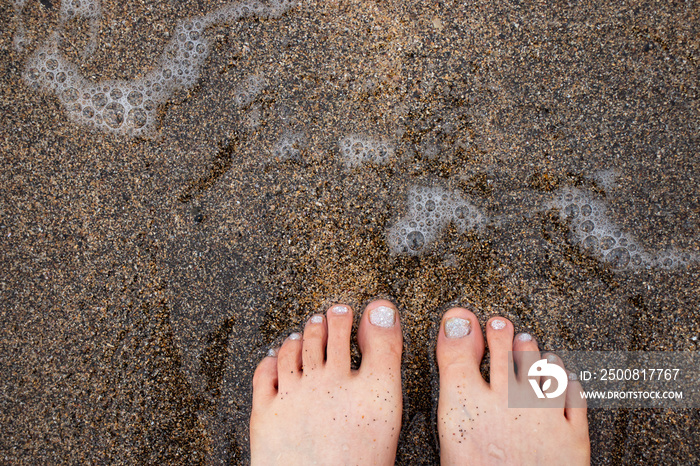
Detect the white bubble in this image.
<box><xmin>60</xmin><ymin>0</ymin><xmax>102</xmax><ymax>21</ymax></box>
<box><xmin>550</xmin><ymin>185</ymin><xmax>698</xmax><ymax>271</ymax></box>
<box><xmin>13</xmin><ymin>0</ymin><xmax>29</xmax><ymax>13</ymax></box>
<box><xmin>387</xmin><ymin>185</ymin><xmax>486</xmax><ymax>255</ymax></box>
<box><xmin>13</xmin><ymin>25</ymin><xmax>29</xmax><ymax>52</ymax></box>
<box><xmin>338</xmin><ymin>134</ymin><xmax>395</xmax><ymax>167</ymax></box>
<box><xmin>590</xmin><ymin>168</ymin><xmax>622</xmax><ymax>192</ymax></box>
<box><xmin>19</xmin><ymin>0</ymin><xmax>297</xmax><ymax>138</ymax></box>
<box><xmin>234</xmin><ymin>74</ymin><xmax>265</xmax><ymax>107</ymax></box>
<box><xmin>272</xmin><ymin>132</ymin><xmax>305</xmax><ymax>160</ymax></box>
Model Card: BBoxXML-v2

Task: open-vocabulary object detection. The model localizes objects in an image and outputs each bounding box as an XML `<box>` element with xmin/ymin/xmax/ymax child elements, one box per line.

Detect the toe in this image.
<box><xmin>512</xmin><ymin>332</ymin><xmax>541</xmax><ymax>384</ymax></box>
<box><xmin>485</xmin><ymin>316</ymin><xmax>515</xmax><ymax>388</ymax></box>
<box><xmin>436</xmin><ymin>307</ymin><xmax>486</xmax><ymax>389</ymax></box>
<box><xmin>325</xmin><ymin>304</ymin><xmax>353</xmax><ymax>373</ymax></box>
<box><xmin>356</xmin><ymin>300</ymin><xmax>403</xmax><ymax>375</ymax></box>
<box><xmin>252</xmin><ymin>352</ymin><xmax>278</xmax><ymax>405</ymax></box>
<box><xmin>539</xmin><ymin>353</ymin><xmax>568</xmax><ymax>408</ymax></box>
<box><xmin>565</xmin><ymin>373</ymin><xmax>588</xmax><ymax>426</ymax></box>
<box><xmin>277</xmin><ymin>332</ymin><xmax>303</xmax><ymax>385</ymax></box>
<box><xmin>302</xmin><ymin>314</ymin><xmax>327</xmax><ymax>375</ymax></box>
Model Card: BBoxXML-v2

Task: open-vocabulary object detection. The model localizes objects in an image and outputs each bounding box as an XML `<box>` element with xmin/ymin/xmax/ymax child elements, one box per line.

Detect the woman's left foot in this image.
<box><xmin>250</xmin><ymin>300</ymin><xmax>403</xmax><ymax>465</ymax></box>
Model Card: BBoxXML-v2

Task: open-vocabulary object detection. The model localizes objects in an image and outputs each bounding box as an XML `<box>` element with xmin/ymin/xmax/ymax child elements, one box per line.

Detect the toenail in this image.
<box><xmin>369</xmin><ymin>305</ymin><xmax>396</xmax><ymax>328</ymax></box>
<box><xmin>547</xmin><ymin>354</ymin><xmax>558</xmax><ymax>363</ymax></box>
<box><xmin>568</xmin><ymin>372</ymin><xmax>578</xmax><ymax>381</ymax></box>
<box><xmin>309</xmin><ymin>314</ymin><xmax>324</xmax><ymax>324</ymax></box>
<box><xmin>490</xmin><ymin>318</ymin><xmax>506</xmax><ymax>330</ymax></box>
<box><xmin>517</xmin><ymin>333</ymin><xmax>532</xmax><ymax>342</ymax></box>
<box><xmin>445</xmin><ymin>317</ymin><xmax>471</xmax><ymax>338</ymax></box>
<box><xmin>330</xmin><ymin>305</ymin><xmax>349</xmax><ymax>315</ymax></box>
<box><xmin>288</xmin><ymin>332</ymin><xmax>302</xmax><ymax>340</ymax></box>
<box><xmin>267</xmin><ymin>348</ymin><xmax>278</xmax><ymax>357</ymax></box>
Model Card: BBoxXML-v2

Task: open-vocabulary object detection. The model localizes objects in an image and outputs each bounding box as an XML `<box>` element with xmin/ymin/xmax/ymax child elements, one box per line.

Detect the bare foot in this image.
<box><xmin>436</xmin><ymin>308</ymin><xmax>590</xmax><ymax>465</ymax></box>
<box><xmin>250</xmin><ymin>300</ymin><xmax>403</xmax><ymax>465</ymax></box>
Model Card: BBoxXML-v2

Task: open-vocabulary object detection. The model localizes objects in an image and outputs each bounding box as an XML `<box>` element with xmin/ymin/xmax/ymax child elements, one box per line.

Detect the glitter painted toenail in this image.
<box><xmin>267</xmin><ymin>348</ymin><xmax>278</xmax><ymax>357</ymax></box>
<box><xmin>490</xmin><ymin>319</ymin><xmax>506</xmax><ymax>330</ymax></box>
<box><xmin>547</xmin><ymin>354</ymin><xmax>558</xmax><ymax>363</ymax></box>
<box><xmin>288</xmin><ymin>332</ymin><xmax>302</xmax><ymax>340</ymax></box>
<box><xmin>517</xmin><ymin>333</ymin><xmax>532</xmax><ymax>342</ymax></box>
<box><xmin>369</xmin><ymin>306</ymin><xmax>396</xmax><ymax>328</ymax></box>
<box><xmin>445</xmin><ymin>317</ymin><xmax>471</xmax><ymax>338</ymax></box>
<box><xmin>330</xmin><ymin>305</ymin><xmax>349</xmax><ymax>315</ymax></box>
<box><xmin>568</xmin><ymin>372</ymin><xmax>578</xmax><ymax>381</ymax></box>
<box><xmin>309</xmin><ymin>314</ymin><xmax>324</xmax><ymax>324</ymax></box>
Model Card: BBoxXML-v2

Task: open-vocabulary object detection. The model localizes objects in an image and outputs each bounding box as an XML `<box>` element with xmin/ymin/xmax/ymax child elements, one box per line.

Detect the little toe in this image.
<box><xmin>325</xmin><ymin>303</ymin><xmax>353</xmax><ymax>372</ymax></box>
<box><xmin>436</xmin><ymin>307</ymin><xmax>486</xmax><ymax>388</ymax></box>
<box><xmin>252</xmin><ymin>352</ymin><xmax>278</xmax><ymax>406</ymax></box>
<box><xmin>485</xmin><ymin>316</ymin><xmax>515</xmax><ymax>388</ymax></box>
<box><xmin>302</xmin><ymin>314</ymin><xmax>327</xmax><ymax>375</ymax></box>
<box><xmin>277</xmin><ymin>332</ymin><xmax>303</xmax><ymax>385</ymax></box>
<box><xmin>356</xmin><ymin>300</ymin><xmax>403</xmax><ymax>375</ymax></box>
<box><xmin>512</xmin><ymin>332</ymin><xmax>541</xmax><ymax>384</ymax></box>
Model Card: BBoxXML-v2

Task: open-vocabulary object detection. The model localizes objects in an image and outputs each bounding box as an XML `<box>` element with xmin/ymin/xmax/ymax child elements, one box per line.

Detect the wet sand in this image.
<box><xmin>1</xmin><ymin>0</ymin><xmax>699</xmax><ymax>464</ymax></box>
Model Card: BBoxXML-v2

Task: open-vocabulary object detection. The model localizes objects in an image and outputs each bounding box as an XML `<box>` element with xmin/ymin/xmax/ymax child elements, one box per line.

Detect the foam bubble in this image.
<box><xmin>19</xmin><ymin>0</ymin><xmax>298</xmax><ymax>138</ymax></box>
<box><xmin>13</xmin><ymin>24</ymin><xmax>28</xmax><ymax>52</ymax></box>
<box><xmin>60</xmin><ymin>0</ymin><xmax>102</xmax><ymax>21</ymax></box>
<box><xmin>338</xmin><ymin>135</ymin><xmax>395</xmax><ymax>167</ymax></box>
<box><xmin>387</xmin><ymin>185</ymin><xmax>486</xmax><ymax>255</ymax></box>
<box><xmin>549</xmin><ymin>185</ymin><xmax>698</xmax><ymax>270</ymax></box>
<box><xmin>235</xmin><ymin>74</ymin><xmax>265</xmax><ymax>107</ymax></box>
<box><xmin>272</xmin><ymin>132</ymin><xmax>304</xmax><ymax>160</ymax></box>
<box><xmin>13</xmin><ymin>0</ymin><xmax>28</xmax><ymax>13</ymax></box>
<box><xmin>57</xmin><ymin>0</ymin><xmax>102</xmax><ymax>56</ymax></box>
<box><xmin>590</xmin><ymin>168</ymin><xmax>622</xmax><ymax>192</ymax></box>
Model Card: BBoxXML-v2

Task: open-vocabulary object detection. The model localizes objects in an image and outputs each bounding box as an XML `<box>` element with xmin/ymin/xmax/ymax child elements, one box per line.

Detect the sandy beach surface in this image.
<box><xmin>1</xmin><ymin>0</ymin><xmax>698</xmax><ymax>463</ymax></box>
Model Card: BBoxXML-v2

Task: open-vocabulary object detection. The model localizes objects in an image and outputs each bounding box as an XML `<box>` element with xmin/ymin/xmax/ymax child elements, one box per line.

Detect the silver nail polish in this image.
<box><xmin>547</xmin><ymin>354</ymin><xmax>558</xmax><ymax>363</ymax></box>
<box><xmin>267</xmin><ymin>348</ymin><xmax>277</xmax><ymax>357</ymax></box>
<box><xmin>568</xmin><ymin>372</ymin><xmax>578</xmax><ymax>381</ymax></box>
<box><xmin>445</xmin><ymin>317</ymin><xmax>471</xmax><ymax>338</ymax></box>
<box><xmin>288</xmin><ymin>332</ymin><xmax>302</xmax><ymax>340</ymax></box>
<box><xmin>309</xmin><ymin>314</ymin><xmax>324</xmax><ymax>324</ymax></box>
<box><xmin>490</xmin><ymin>319</ymin><xmax>506</xmax><ymax>330</ymax></box>
<box><xmin>330</xmin><ymin>305</ymin><xmax>349</xmax><ymax>314</ymax></box>
<box><xmin>369</xmin><ymin>305</ymin><xmax>395</xmax><ymax>328</ymax></box>
<box><xmin>517</xmin><ymin>333</ymin><xmax>532</xmax><ymax>342</ymax></box>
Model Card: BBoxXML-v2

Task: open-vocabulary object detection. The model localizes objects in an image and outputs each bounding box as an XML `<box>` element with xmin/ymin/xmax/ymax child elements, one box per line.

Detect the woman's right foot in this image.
<box><xmin>436</xmin><ymin>307</ymin><xmax>590</xmax><ymax>465</ymax></box>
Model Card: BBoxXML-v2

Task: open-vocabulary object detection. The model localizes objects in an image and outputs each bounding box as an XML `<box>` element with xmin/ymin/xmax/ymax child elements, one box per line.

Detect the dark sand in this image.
<box><xmin>1</xmin><ymin>0</ymin><xmax>698</xmax><ymax>464</ymax></box>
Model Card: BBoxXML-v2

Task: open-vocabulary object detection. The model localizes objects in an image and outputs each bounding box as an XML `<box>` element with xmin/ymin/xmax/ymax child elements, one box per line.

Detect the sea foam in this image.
<box><xmin>18</xmin><ymin>0</ymin><xmax>297</xmax><ymax>137</ymax></box>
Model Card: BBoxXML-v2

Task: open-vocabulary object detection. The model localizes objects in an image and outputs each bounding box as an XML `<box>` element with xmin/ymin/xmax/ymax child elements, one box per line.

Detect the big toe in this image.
<box><xmin>356</xmin><ymin>300</ymin><xmax>403</xmax><ymax>376</ymax></box>
<box><xmin>436</xmin><ymin>307</ymin><xmax>486</xmax><ymax>387</ymax></box>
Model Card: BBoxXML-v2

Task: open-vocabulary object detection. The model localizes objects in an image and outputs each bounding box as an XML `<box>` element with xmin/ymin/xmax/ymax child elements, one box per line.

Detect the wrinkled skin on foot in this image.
<box><xmin>437</xmin><ymin>308</ymin><xmax>590</xmax><ymax>465</ymax></box>
<box><xmin>250</xmin><ymin>300</ymin><xmax>403</xmax><ymax>466</ymax></box>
